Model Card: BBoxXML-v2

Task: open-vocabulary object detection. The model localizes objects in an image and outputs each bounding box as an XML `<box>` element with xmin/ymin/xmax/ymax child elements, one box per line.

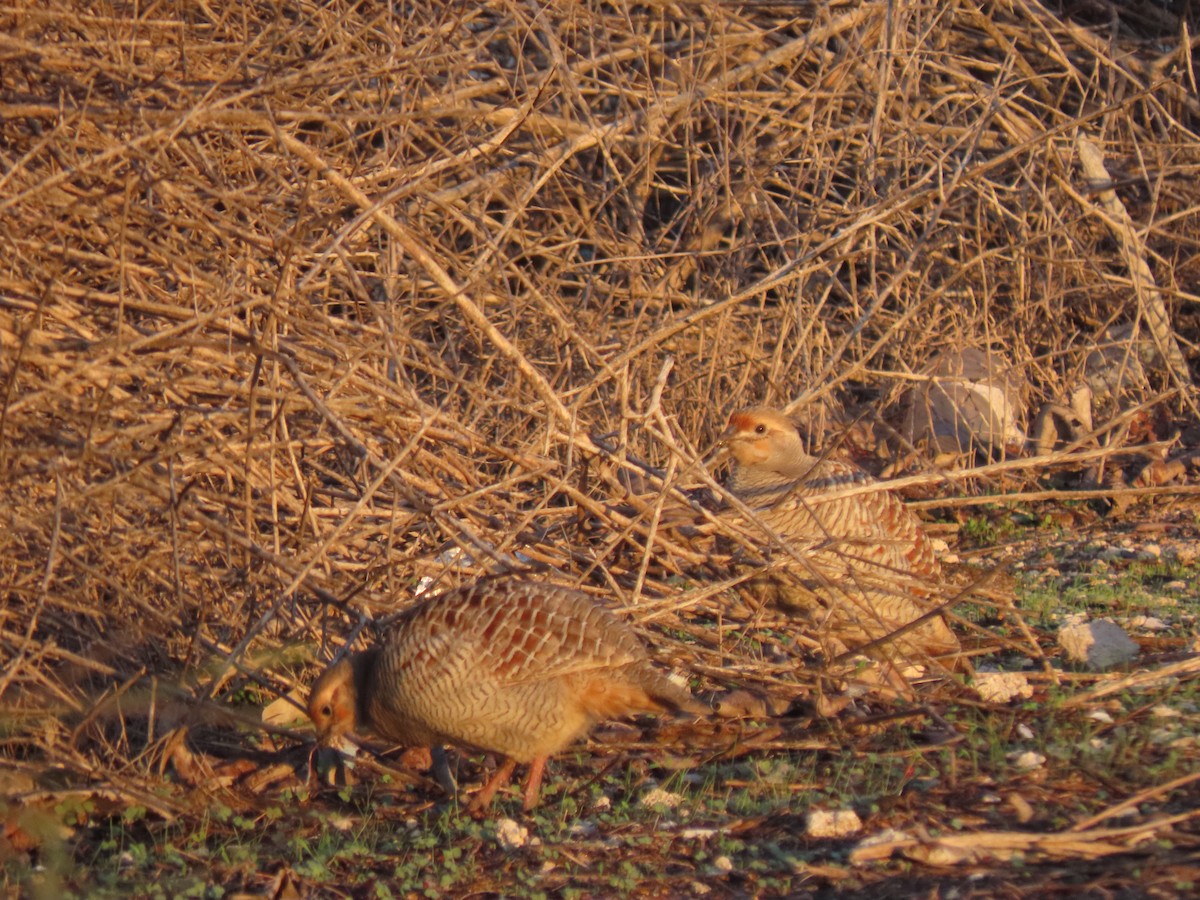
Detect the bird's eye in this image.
<box><xmin>321</xmin><ymin>704</ymin><xmax>333</xmax><ymax>717</ymax></box>
<box><xmin>754</xmin><ymin>424</ymin><xmax>767</xmax><ymax>435</ymax></box>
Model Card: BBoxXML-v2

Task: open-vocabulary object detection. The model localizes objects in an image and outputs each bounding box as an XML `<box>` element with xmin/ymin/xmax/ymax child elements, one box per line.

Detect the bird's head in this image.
<box><xmin>720</xmin><ymin>407</ymin><xmax>806</xmax><ymax>472</ymax></box>
<box><xmin>307</xmin><ymin>656</ymin><xmax>361</xmax><ymax>746</ymax></box>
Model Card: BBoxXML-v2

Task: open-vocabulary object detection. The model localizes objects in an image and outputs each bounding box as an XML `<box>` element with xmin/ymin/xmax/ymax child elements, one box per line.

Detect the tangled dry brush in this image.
<box><xmin>2</xmin><ymin>0</ymin><xmax>1198</xmax><ymax>777</ymax></box>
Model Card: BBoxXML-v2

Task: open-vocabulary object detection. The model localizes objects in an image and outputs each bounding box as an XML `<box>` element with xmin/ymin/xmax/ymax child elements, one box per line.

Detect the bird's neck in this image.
<box><xmin>730</xmin><ymin>453</ymin><xmax>865</xmax><ymax>496</ymax></box>
<box><xmin>350</xmin><ymin>648</ymin><xmax>381</xmax><ymax>730</ymax></box>
<box><xmin>730</xmin><ymin>448</ymin><xmax>817</xmax><ymax>489</ymax></box>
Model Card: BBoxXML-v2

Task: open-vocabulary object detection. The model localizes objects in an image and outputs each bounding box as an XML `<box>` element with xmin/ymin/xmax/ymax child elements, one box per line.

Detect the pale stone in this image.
<box><xmin>806</xmin><ymin>808</ymin><xmax>863</xmax><ymax>838</ymax></box>
<box><xmin>495</xmin><ymin>818</ymin><xmax>529</xmax><ymax>850</ymax></box>
<box><xmin>973</xmin><ymin>671</ymin><xmax>1033</xmax><ymax>703</ymax></box>
<box><xmin>1009</xmin><ymin>750</ymin><xmax>1046</xmax><ymax>770</ymax></box>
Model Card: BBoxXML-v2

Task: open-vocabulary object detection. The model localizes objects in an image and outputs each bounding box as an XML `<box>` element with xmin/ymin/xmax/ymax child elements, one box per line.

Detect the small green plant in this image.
<box><xmin>962</xmin><ymin>515</ymin><xmax>999</xmax><ymax>545</ymax></box>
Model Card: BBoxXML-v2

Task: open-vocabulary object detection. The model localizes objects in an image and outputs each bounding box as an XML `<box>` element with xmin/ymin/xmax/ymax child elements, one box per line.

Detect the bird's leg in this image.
<box><xmin>467</xmin><ymin>757</ymin><xmax>517</xmax><ymax>813</ymax></box>
<box><xmin>430</xmin><ymin>745</ymin><xmax>457</xmax><ymax>797</ymax></box>
<box><xmin>306</xmin><ymin>742</ymin><xmax>321</xmax><ymax>789</ymax></box>
<box><xmin>521</xmin><ymin>755</ymin><xmax>548</xmax><ymax>811</ymax></box>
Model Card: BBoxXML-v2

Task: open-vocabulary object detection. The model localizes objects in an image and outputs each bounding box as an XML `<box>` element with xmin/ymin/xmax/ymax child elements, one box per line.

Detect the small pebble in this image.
<box><xmin>973</xmin><ymin>671</ymin><xmax>1033</xmax><ymax>703</ymax></box>
<box><xmin>495</xmin><ymin>818</ymin><xmax>529</xmax><ymax>850</ymax></box>
<box><xmin>1009</xmin><ymin>750</ymin><xmax>1046</xmax><ymax>770</ymax></box>
<box><xmin>806</xmin><ymin>808</ymin><xmax>863</xmax><ymax>838</ymax></box>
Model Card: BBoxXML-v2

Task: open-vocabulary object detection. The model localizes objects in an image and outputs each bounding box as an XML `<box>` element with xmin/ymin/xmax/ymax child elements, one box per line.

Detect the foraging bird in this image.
<box><xmin>308</xmin><ymin>579</ymin><xmax>708</xmax><ymax>812</ymax></box>
<box><xmin>719</xmin><ymin>407</ymin><xmax>958</xmax><ymax>660</ymax></box>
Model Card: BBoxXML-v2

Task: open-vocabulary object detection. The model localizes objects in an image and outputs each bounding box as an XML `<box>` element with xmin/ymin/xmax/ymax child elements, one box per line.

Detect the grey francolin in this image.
<box><xmin>720</xmin><ymin>407</ymin><xmax>959</xmax><ymax>662</ymax></box>
<box><xmin>308</xmin><ymin>579</ymin><xmax>708</xmax><ymax>812</ymax></box>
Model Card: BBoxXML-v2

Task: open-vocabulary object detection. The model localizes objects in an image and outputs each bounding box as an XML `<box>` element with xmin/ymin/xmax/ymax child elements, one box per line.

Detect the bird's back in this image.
<box><xmin>364</xmin><ymin>580</ymin><xmax>700</xmax><ymax>762</ymax></box>
<box><xmin>729</xmin><ymin>456</ymin><xmax>942</xmax><ymax>582</ymax></box>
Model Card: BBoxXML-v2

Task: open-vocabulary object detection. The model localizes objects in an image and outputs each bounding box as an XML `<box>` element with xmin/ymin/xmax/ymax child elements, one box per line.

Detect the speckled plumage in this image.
<box><xmin>308</xmin><ymin>579</ymin><xmax>708</xmax><ymax>811</ymax></box>
<box><xmin>721</xmin><ymin>407</ymin><xmax>958</xmax><ymax>659</ymax></box>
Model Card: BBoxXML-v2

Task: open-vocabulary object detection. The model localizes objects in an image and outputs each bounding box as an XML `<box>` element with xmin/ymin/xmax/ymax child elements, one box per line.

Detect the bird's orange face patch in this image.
<box><xmin>726</xmin><ymin>410</ymin><xmax>761</xmax><ymax>434</ymax></box>
<box><xmin>723</xmin><ymin>410</ymin><xmax>775</xmax><ymax>464</ymax></box>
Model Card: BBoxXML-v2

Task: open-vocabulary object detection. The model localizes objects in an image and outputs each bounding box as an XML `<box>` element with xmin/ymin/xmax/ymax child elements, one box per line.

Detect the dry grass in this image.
<box><xmin>2</xmin><ymin>0</ymin><xmax>1200</xmax><ymax>893</ymax></box>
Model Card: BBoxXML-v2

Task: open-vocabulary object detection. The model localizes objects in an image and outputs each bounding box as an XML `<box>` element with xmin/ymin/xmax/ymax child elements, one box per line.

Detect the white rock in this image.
<box><xmin>1152</xmin><ymin>704</ymin><xmax>1182</xmax><ymax>718</ymax></box>
<box><xmin>1017</xmin><ymin>723</ymin><xmax>1035</xmax><ymax>740</ymax></box>
<box><xmin>495</xmin><ymin>818</ymin><xmax>529</xmax><ymax>850</ymax></box>
<box><xmin>1087</xmin><ymin>709</ymin><xmax>1114</xmax><ymax>724</ymax></box>
<box><xmin>1058</xmin><ymin>620</ymin><xmax>1139</xmax><ymax>670</ymax></box>
<box><xmin>713</xmin><ymin>856</ymin><xmax>734</xmax><ymax>873</ymax></box>
<box><xmin>1140</xmin><ymin>543</ymin><xmax>1162</xmax><ymax>559</ymax></box>
<box><xmin>806</xmin><ymin>808</ymin><xmax>863</xmax><ymax>838</ymax></box>
<box><xmin>1009</xmin><ymin>751</ymin><xmax>1046</xmax><ymax>770</ymax></box>
<box><xmin>973</xmin><ymin>671</ymin><xmax>1033</xmax><ymax>703</ymax></box>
